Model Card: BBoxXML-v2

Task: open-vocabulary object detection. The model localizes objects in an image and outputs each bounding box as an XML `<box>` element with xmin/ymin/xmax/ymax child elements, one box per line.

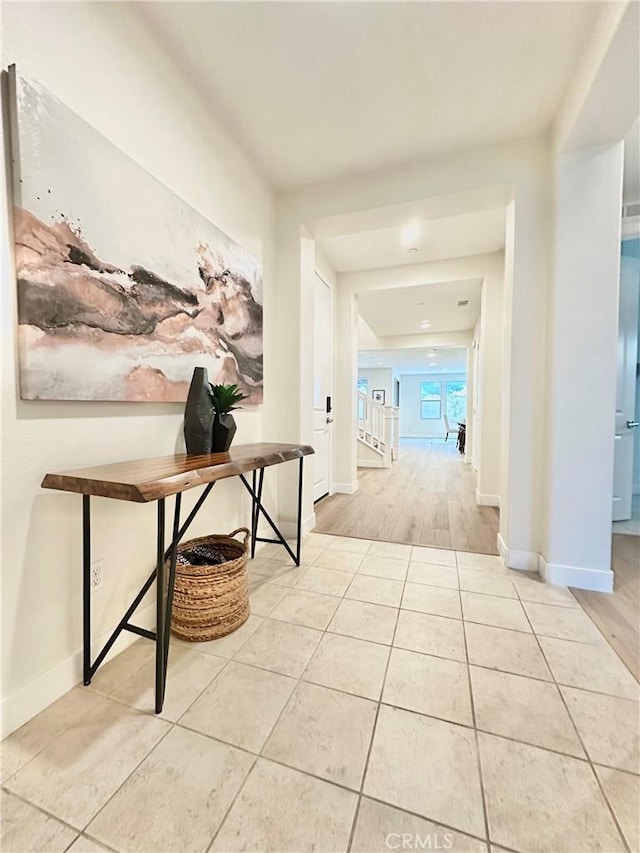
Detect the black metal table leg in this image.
<box><xmin>155</xmin><ymin>498</ymin><xmax>166</xmax><ymax>714</ymax></box>
<box><xmin>296</xmin><ymin>457</ymin><xmax>304</xmax><ymax>566</ymax></box>
<box><xmin>82</xmin><ymin>495</ymin><xmax>91</xmax><ymax>685</ymax></box>
<box><xmin>163</xmin><ymin>494</ymin><xmax>181</xmax><ymax>676</ymax></box>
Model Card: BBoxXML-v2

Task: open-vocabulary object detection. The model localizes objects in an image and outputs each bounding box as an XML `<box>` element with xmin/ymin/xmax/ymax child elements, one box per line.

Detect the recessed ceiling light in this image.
<box><xmin>402</xmin><ymin>222</ymin><xmax>420</xmax><ymax>244</ymax></box>
<box><xmin>418</xmin><ymin>302</ymin><xmax>425</xmax><ymax>307</ymax></box>
<box><xmin>408</xmin><ymin>247</ymin><xmax>418</xmax><ymax>254</ymax></box>
<box><xmin>420</xmin><ymin>320</ymin><xmax>431</xmax><ymax>329</ymax></box>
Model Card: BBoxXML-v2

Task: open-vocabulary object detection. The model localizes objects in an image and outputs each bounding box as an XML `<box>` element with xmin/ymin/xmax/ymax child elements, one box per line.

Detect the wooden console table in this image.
<box><xmin>42</xmin><ymin>442</ymin><xmax>314</xmax><ymax>714</ymax></box>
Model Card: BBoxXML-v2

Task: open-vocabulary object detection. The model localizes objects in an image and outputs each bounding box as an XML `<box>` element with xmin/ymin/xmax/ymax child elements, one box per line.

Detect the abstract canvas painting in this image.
<box><xmin>9</xmin><ymin>68</ymin><xmax>263</xmax><ymax>402</ymax></box>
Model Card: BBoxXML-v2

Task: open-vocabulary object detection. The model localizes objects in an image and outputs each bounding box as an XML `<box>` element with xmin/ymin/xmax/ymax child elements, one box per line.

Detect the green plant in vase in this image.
<box><xmin>208</xmin><ymin>384</ymin><xmax>247</xmax><ymax>452</ymax></box>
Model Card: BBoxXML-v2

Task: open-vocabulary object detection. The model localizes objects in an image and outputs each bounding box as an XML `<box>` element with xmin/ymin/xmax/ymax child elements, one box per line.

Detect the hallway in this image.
<box><xmin>315</xmin><ymin>439</ymin><xmax>499</xmax><ymax>555</ymax></box>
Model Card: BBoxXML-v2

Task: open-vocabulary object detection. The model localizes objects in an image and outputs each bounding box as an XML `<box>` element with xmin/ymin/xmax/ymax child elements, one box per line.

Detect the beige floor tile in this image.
<box><xmin>394</xmin><ymin>610</ymin><xmax>466</xmax><ymax>662</ymax></box>
<box><xmin>180</xmin><ymin>661</ymin><xmax>296</xmax><ymax>752</ymax></box>
<box><xmin>461</xmin><ymin>592</ymin><xmax>531</xmax><ymax>632</ymax></box>
<box><xmin>234</xmin><ymin>618</ymin><xmax>322</xmax><ymax>677</ymax></box>
<box><xmin>411</xmin><ymin>546</ymin><xmax>457</xmax><ymax>567</ymax></box>
<box><xmin>263</xmin><ymin>682</ymin><xmax>377</xmax><ymax>789</ymax></box>
<box><xmin>561</xmin><ymin>687</ymin><xmax>640</xmax><ymax>773</ymax></box>
<box><xmin>346</xmin><ymin>574</ymin><xmax>404</xmax><ymax>607</ymax></box>
<box><xmin>67</xmin><ymin>836</ymin><xmax>110</xmax><ymax>853</ymax></box>
<box><xmin>86</xmin><ymin>640</ymin><xmax>154</xmax><ymax>699</ymax></box>
<box><xmin>407</xmin><ymin>562</ymin><xmax>459</xmax><ymax>589</ymax></box>
<box><xmin>367</xmin><ymin>541</ymin><xmax>413</xmax><ymax>560</ymax></box>
<box><xmin>314</xmin><ymin>550</ymin><xmax>365</xmax><ymax>572</ymax></box>
<box><xmin>296</xmin><ymin>543</ymin><xmax>325</xmax><ymax>565</ymax></box>
<box><xmin>99</xmin><ymin>643</ymin><xmax>226</xmax><ymax>721</ymax></box>
<box><xmin>328</xmin><ymin>599</ymin><xmax>398</xmax><ymax>645</ymax></box>
<box><xmin>302</xmin><ymin>634</ymin><xmax>390</xmax><ymax>700</ymax></box>
<box><xmin>470</xmin><ymin>666</ymin><xmax>584</xmax><ymax>757</ymax></box>
<box><xmin>364</xmin><ymin>705</ymin><xmax>485</xmax><ymax>837</ymax></box>
<box><xmin>539</xmin><ymin>636</ymin><xmax>639</xmax><ymax>699</ymax></box>
<box><xmin>269</xmin><ymin>588</ymin><xmax>340</xmax><ymax>630</ymax></box>
<box><xmin>351</xmin><ymin>798</ymin><xmax>488</xmax><ymax>853</ymax></box>
<box><xmin>383</xmin><ymin>648</ymin><xmax>473</xmax><ymax>726</ymax></box>
<box><xmin>325</xmin><ymin>535</ymin><xmax>373</xmax><ymax>554</ymax></box>
<box><xmin>458</xmin><ymin>570</ymin><xmax>517</xmax><ymax>600</ymax></box>
<box><xmin>248</xmin><ymin>578</ymin><xmax>289</xmax><ymax>615</ymax></box>
<box><xmin>252</xmin><ymin>562</ymin><xmax>302</xmax><ymax>586</ymax></box>
<box><xmin>255</xmin><ymin>542</ymin><xmax>290</xmax><ymax>560</ymax></box>
<box><xmin>88</xmin><ymin>726</ymin><xmax>252</xmax><ymax>853</ymax></box>
<box><xmin>456</xmin><ymin>553</ymin><xmax>505</xmax><ymax>573</ymax></box>
<box><xmin>295</xmin><ymin>566</ymin><xmax>355</xmax><ymax>596</ymax></box>
<box><xmin>0</xmin><ymin>687</ymin><xmax>103</xmax><ymax>785</ymax></box>
<box><xmin>246</xmin><ymin>557</ymin><xmax>272</xmax><ymax>577</ymax></box>
<box><xmin>358</xmin><ymin>555</ymin><xmax>408</xmax><ymax>581</ymax></box>
<box><xmin>524</xmin><ymin>601</ymin><xmax>605</xmax><ymax>644</ymax></box>
<box><xmin>479</xmin><ymin>731</ymin><xmax>625</xmax><ymax>852</ymax></box>
<box><xmin>402</xmin><ymin>582</ymin><xmax>462</xmax><ymax>619</ymax></box>
<box><xmin>211</xmin><ymin>758</ymin><xmax>357</xmax><ymax>853</ymax></box>
<box><xmin>464</xmin><ymin>622</ymin><xmax>552</xmax><ymax>681</ymax></box>
<box><xmin>0</xmin><ymin>790</ymin><xmax>77</xmax><ymax>853</ymax></box>
<box><xmin>595</xmin><ymin>765</ymin><xmax>640</xmax><ymax>853</ymax></box>
<box><xmin>512</xmin><ymin>575</ymin><xmax>579</xmax><ymax>608</ymax></box>
<box><xmin>305</xmin><ymin>532</ymin><xmax>340</xmax><ymax>548</ymax></box>
<box><xmin>6</xmin><ymin>691</ymin><xmax>170</xmax><ymax>828</ymax></box>
<box><xmin>179</xmin><ymin>614</ymin><xmax>263</xmax><ymax>659</ymax></box>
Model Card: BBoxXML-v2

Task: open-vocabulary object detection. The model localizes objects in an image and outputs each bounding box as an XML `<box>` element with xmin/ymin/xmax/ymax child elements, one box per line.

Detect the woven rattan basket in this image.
<box><xmin>170</xmin><ymin>527</ymin><xmax>250</xmax><ymax>642</ymax></box>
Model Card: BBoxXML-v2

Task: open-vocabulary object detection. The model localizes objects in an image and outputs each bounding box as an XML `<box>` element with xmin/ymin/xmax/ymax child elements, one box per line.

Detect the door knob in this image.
<box><xmin>627</xmin><ymin>421</ymin><xmax>640</xmax><ymax>429</ymax></box>
<box><xmin>326</xmin><ymin>418</ymin><xmax>334</xmax><ymax>424</ymax></box>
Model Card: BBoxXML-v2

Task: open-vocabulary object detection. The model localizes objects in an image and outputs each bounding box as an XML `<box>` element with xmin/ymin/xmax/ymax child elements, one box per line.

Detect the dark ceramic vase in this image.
<box><xmin>211</xmin><ymin>413</ymin><xmax>237</xmax><ymax>453</ymax></box>
<box><xmin>183</xmin><ymin>367</ymin><xmax>214</xmax><ymax>455</ymax></box>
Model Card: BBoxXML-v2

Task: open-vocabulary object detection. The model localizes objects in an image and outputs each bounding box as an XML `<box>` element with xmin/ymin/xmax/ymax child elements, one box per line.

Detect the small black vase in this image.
<box><xmin>183</xmin><ymin>367</ymin><xmax>214</xmax><ymax>455</ymax></box>
<box><xmin>211</xmin><ymin>413</ymin><xmax>237</xmax><ymax>453</ymax></box>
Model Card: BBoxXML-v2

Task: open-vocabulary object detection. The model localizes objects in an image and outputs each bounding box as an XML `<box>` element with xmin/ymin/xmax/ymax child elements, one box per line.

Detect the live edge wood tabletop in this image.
<box><xmin>41</xmin><ymin>442</ymin><xmax>314</xmax><ymax>502</ymax></box>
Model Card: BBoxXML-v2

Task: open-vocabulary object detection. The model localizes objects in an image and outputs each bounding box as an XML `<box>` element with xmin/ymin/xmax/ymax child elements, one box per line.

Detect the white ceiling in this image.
<box><xmin>359</xmin><ymin>347</ymin><xmax>468</xmax><ymax>374</ymax></box>
<box><xmin>141</xmin><ymin>1</ymin><xmax>603</xmax><ymax>189</ymax></box>
<box><xmin>358</xmin><ymin>279</ymin><xmax>482</xmax><ymax>337</ymax></box>
<box><xmin>318</xmin><ymin>207</ymin><xmax>506</xmax><ymax>272</ymax></box>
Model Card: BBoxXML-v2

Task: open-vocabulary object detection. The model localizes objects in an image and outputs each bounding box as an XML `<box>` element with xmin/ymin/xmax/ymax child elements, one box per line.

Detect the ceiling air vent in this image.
<box><xmin>457</xmin><ymin>300</ymin><xmax>469</xmax><ymax>307</ymax></box>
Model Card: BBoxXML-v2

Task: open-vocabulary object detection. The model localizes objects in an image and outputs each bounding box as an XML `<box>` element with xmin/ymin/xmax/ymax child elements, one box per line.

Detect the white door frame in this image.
<box><xmin>313</xmin><ymin>271</ymin><xmax>334</xmax><ymax>501</ymax></box>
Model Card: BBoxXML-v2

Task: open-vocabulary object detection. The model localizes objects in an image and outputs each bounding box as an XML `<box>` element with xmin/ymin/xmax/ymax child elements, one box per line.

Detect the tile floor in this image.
<box><xmin>1</xmin><ymin>534</ymin><xmax>639</xmax><ymax>853</ymax></box>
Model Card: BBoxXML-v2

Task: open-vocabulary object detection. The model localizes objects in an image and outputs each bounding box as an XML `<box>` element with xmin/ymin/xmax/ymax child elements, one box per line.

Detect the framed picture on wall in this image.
<box><xmin>372</xmin><ymin>389</ymin><xmax>386</xmax><ymax>404</ymax></box>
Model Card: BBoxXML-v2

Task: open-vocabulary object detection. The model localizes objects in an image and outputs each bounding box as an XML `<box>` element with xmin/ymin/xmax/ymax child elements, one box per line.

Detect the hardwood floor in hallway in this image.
<box><xmin>314</xmin><ymin>438</ymin><xmax>499</xmax><ymax>555</ymax></box>
<box><xmin>572</xmin><ymin>533</ymin><xmax>640</xmax><ymax>681</ymax></box>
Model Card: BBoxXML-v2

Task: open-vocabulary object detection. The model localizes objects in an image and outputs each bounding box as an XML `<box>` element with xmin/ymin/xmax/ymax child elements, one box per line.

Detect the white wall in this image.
<box><xmin>542</xmin><ymin>144</ymin><xmax>624</xmax><ymax>591</ymax></box>
<box><xmin>1</xmin><ymin>2</ymin><xmax>275</xmax><ymax>736</ymax></box>
<box><xmin>358</xmin><ymin>368</ymin><xmax>394</xmax><ymax>406</ymax></box>
<box><xmin>399</xmin><ymin>373</ymin><xmax>466</xmax><ymax>439</ymax></box>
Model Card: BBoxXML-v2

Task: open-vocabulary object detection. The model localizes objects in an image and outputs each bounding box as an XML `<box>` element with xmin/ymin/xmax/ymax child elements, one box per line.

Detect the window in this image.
<box><xmin>357</xmin><ymin>377</ymin><xmax>368</xmax><ymax>419</ymax></box>
<box><xmin>446</xmin><ymin>381</ymin><xmax>467</xmax><ymax>422</ymax></box>
<box><xmin>420</xmin><ymin>381</ymin><xmax>441</xmax><ymax>419</ymax></box>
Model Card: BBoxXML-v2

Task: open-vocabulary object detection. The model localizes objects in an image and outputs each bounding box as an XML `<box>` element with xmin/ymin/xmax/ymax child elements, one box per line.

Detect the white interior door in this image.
<box><xmin>613</xmin><ymin>238</ymin><xmax>640</xmax><ymax>520</ymax></box>
<box><xmin>313</xmin><ymin>273</ymin><xmax>333</xmax><ymax>502</ymax></box>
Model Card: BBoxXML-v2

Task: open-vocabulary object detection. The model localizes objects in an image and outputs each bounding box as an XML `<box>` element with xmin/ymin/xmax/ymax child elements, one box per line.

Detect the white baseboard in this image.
<box><xmin>357</xmin><ymin>458</ymin><xmax>387</xmax><ymax>469</ymax></box>
<box><xmin>476</xmin><ymin>490</ymin><xmax>500</xmax><ymax>508</ymax></box>
<box><xmin>538</xmin><ymin>555</ymin><xmax>614</xmax><ymax>593</ymax></box>
<box><xmin>278</xmin><ymin>512</ymin><xmax>316</xmax><ymax>539</ymax></box>
<box><xmin>497</xmin><ymin>533</ymin><xmax>538</xmax><ymax>572</ymax></box>
<box><xmin>1</xmin><ymin>601</ymin><xmax>155</xmax><ymax>740</ymax></box>
<box><xmin>332</xmin><ymin>482</ymin><xmax>359</xmax><ymax>495</ymax></box>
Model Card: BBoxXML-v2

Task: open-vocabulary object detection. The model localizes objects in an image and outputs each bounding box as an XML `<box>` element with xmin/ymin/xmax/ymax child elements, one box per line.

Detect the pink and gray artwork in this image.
<box><xmin>9</xmin><ymin>70</ymin><xmax>263</xmax><ymax>402</ymax></box>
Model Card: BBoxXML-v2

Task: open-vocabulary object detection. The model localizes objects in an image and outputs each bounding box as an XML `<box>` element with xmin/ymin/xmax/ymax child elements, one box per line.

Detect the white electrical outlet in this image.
<box><xmin>91</xmin><ymin>559</ymin><xmax>104</xmax><ymax>592</ymax></box>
